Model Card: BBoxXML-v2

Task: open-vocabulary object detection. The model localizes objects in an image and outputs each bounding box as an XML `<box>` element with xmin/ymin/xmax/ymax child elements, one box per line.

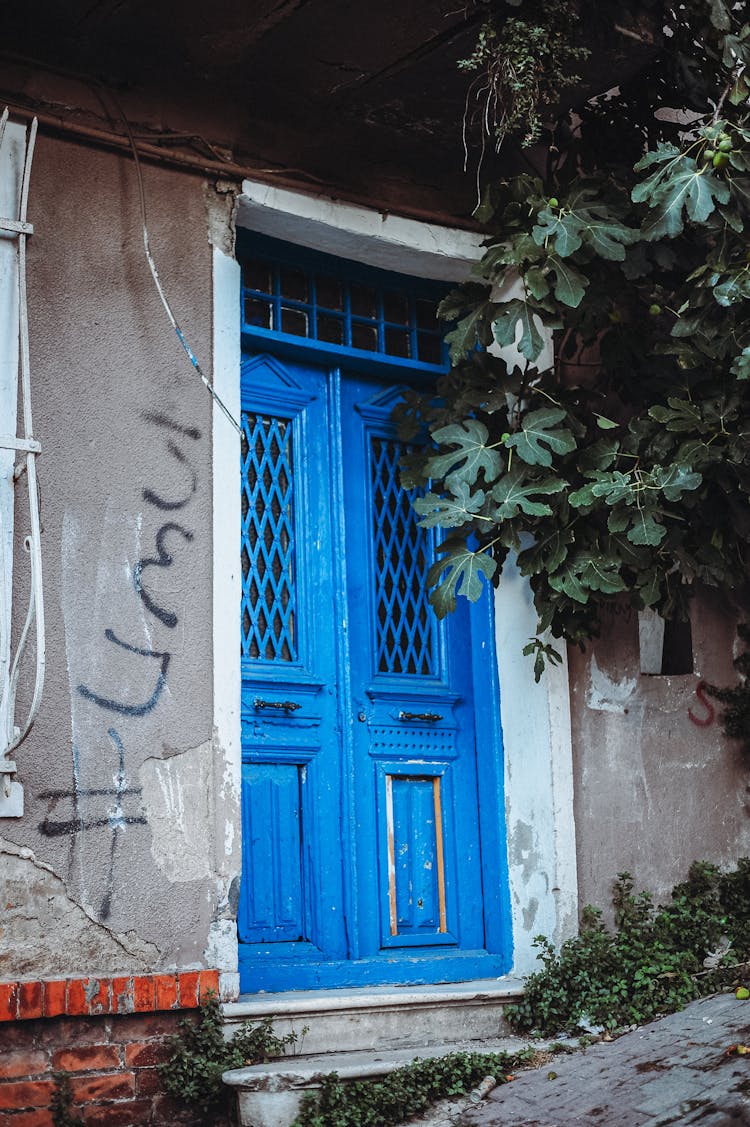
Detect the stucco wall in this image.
<box><xmin>569</xmin><ymin>590</ymin><xmax>750</xmax><ymax>916</ymax></box>
<box><xmin>1</xmin><ymin>132</ymin><xmax>240</xmax><ymax>978</ymax></box>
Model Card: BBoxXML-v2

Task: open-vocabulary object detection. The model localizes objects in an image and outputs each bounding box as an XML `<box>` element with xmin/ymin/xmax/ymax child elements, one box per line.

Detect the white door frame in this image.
<box><xmin>209</xmin><ymin>180</ymin><xmax>579</xmax><ymax>996</ymax></box>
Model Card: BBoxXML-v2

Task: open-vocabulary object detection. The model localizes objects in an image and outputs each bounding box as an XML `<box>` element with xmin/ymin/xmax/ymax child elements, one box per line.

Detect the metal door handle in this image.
<box><xmin>398</xmin><ymin>711</ymin><xmax>443</xmax><ymax>723</ymax></box>
<box><xmin>253</xmin><ymin>698</ymin><xmax>301</xmax><ymax>712</ymax></box>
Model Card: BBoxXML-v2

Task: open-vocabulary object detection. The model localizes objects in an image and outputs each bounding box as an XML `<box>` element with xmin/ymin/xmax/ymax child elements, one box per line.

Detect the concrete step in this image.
<box><xmin>222</xmin><ymin>1036</ymin><xmax>529</xmax><ymax>1127</ymax></box>
<box><xmin>222</xmin><ymin>976</ymin><xmax>524</xmax><ymax>1057</ymax></box>
<box><xmin>221</xmin><ymin>978</ymin><xmax>525</xmax><ymax>1127</ymax></box>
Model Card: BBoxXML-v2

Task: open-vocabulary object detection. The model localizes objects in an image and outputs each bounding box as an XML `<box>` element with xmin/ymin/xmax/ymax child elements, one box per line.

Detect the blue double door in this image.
<box><xmin>238</xmin><ymin>351</ymin><xmax>510</xmax><ymax>991</ymax></box>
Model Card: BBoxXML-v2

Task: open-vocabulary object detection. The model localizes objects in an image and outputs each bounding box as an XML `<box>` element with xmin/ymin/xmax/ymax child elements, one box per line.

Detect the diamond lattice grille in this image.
<box><xmin>371</xmin><ymin>437</ymin><xmax>435</xmax><ymax>676</ymax></box>
<box><xmin>241</xmin><ymin>412</ymin><xmax>297</xmax><ymax>662</ymax></box>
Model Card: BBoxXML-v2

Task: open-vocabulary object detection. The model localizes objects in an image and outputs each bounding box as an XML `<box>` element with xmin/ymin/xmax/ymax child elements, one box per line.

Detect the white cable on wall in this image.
<box><xmin>0</xmin><ymin>107</ymin><xmax>44</xmax><ymax>816</ymax></box>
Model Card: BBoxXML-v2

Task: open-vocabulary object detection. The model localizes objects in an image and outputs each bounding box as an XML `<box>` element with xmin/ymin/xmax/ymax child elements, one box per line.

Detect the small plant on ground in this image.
<box><xmin>506</xmin><ymin>860</ymin><xmax>750</xmax><ymax>1036</ymax></box>
<box><xmin>50</xmin><ymin>1072</ymin><xmax>84</xmax><ymax>1127</ymax></box>
<box><xmin>291</xmin><ymin>1048</ymin><xmax>536</xmax><ymax>1127</ymax></box>
<box><xmin>159</xmin><ymin>993</ymin><xmax>296</xmax><ymax>1113</ymax></box>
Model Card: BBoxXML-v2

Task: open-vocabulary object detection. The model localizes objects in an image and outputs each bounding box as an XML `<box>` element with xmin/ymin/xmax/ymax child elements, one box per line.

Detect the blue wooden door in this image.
<box><xmin>238</xmin><ymin>353</ymin><xmax>511</xmax><ymax>992</ymax></box>
<box><xmin>238</xmin><ymin>353</ymin><xmax>348</xmax><ymax>977</ymax></box>
<box><xmin>341</xmin><ymin>375</ymin><xmax>488</xmax><ymax>969</ymax></box>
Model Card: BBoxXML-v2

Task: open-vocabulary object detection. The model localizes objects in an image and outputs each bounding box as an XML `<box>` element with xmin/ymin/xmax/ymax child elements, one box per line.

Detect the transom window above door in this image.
<box><xmin>238</xmin><ymin>232</ymin><xmax>448</xmax><ymax>374</ymax></box>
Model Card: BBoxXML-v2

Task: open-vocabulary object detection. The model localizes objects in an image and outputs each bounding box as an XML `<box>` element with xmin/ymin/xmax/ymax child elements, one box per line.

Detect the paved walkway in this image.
<box><xmin>455</xmin><ymin>993</ymin><xmax>750</xmax><ymax>1127</ymax></box>
<box><xmin>251</xmin><ymin>991</ymin><xmax>750</xmax><ymax>1127</ymax></box>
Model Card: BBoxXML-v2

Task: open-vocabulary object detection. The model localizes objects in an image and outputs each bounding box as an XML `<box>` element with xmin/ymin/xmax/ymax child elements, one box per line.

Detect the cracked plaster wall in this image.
<box><xmin>569</xmin><ymin>591</ymin><xmax>750</xmax><ymax>918</ymax></box>
<box><xmin>1</xmin><ymin>127</ymin><xmax>240</xmax><ymax>980</ymax></box>
<box><xmin>0</xmin><ymin>837</ymin><xmax>158</xmax><ymax>978</ymax></box>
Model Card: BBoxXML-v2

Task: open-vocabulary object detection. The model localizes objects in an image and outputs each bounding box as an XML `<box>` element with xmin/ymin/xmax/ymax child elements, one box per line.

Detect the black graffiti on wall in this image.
<box><xmin>40</xmin><ymin>412</ymin><xmax>202</xmax><ymax>919</ymax></box>
<box><xmin>77</xmin><ymin>630</ymin><xmax>171</xmax><ymax>716</ymax></box>
<box><xmin>74</xmin><ymin>413</ymin><xmax>200</xmax><ymax>715</ymax></box>
<box><xmin>133</xmin><ymin>523</ymin><xmax>195</xmax><ymax>629</ymax></box>
<box><xmin>39</xmin><ymin>729</ymin><xmax>145</xmax><ymax>836</ymax></box>
<box><xmin>39</xmin><ymin>728</ymin><xmax>146</xmax><ymax>919</ymax></box>
<box><xmin>142</xmin><ymin>440</ymin><xmax>197</xmax><ymax>511</ymax></box>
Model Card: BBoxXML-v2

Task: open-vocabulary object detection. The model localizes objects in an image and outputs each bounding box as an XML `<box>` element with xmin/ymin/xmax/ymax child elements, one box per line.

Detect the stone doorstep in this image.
<box><xmin>222</xmin><ymin>1037</ymin><xmax>529</xmax><ymax>1127</ymax></box>
<box><xmin>221</xmin><ymin>977</ymin><xmax>524</xmax><ymax>1058</ymax></box>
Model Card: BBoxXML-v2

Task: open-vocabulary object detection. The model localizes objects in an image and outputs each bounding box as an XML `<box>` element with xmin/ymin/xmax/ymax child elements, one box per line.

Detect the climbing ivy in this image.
<box><xmin>398</xmin><ymin>0</ymin><xmax>750</xmax><ymax>675</ymax></box>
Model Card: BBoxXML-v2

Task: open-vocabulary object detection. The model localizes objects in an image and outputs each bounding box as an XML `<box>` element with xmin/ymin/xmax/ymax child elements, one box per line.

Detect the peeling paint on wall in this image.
<box><xmin>507</xmin><ymin>817</ymin><xmax>550</xmax><ymax>963</ymax></box>
<box><xmin>205</xmin><ymin>179</ymin><xmax>240</xmax><ymax>257</ymax></box>
<box><xmin>139</xmin><ymin>741</ymin><xmax>213</xmax><ymax>883</ymax></box>
<box><xmin>204</xmin><ymin>918</ymin><xmax>237</xmax><ymax>974</ymax></box>
<box><xmin>508</xmin><ymin>819</ymin><xmax>541</xmax><ymax>883</ymax></box>
<box><xmin>522</xmin><ymin>896</ymin><xmax>539</xmax><ymax>932</ymax></box>
<box><xmin>586</xmin><ymin>654</ymin><xmax>637</xmax><ymax>714</ymax></box>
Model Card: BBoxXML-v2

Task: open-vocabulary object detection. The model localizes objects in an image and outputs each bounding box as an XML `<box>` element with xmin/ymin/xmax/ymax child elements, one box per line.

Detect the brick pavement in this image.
<box><xmin>459</xmin><ymin>993</ymin><xmax>750</xmax><ymax>1126</ymax></box>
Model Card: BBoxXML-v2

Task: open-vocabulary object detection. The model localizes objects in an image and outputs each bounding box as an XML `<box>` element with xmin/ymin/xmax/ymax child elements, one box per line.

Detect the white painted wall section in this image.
<box><xmin>638</xmin><ymin>608</ymin><xmax>666</xmax><ymax>675</ymax></box>
<box><xmin>210</xmin><ymin>244</ymin><xmax>242</xmax><ymax>1001</ymax></box>
<box><xmin>238</xmin><ymin>179</ymin><xmax>484</xmax><ymax>280</ymax></box>
<box><xmin>495</xmin><ymin>555</ymin><xmax>578</xmax><ymax>975</ymax></box>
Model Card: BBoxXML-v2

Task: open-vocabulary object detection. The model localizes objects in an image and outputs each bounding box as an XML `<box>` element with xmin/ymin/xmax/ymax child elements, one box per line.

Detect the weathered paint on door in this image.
<box><xmin>237</xmin><ymin>348</ymin><xmax>512</xmax><ymax>991</ymax></box>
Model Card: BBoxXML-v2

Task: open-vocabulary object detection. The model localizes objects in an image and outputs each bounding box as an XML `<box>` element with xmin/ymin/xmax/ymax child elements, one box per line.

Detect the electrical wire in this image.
<box><xmin>107</xmin><ymin>91</ymin><xmax>241</xmax><ymax>434</ymax></box>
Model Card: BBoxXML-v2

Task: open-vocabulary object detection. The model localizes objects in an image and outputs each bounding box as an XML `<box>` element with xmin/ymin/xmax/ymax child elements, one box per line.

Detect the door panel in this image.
<box><xmin>238</xmin><ymin>354</ymin><xmax>347</xmax><ymax>970</ymax></box>
<box><xmin>239</xmin><ymin>761</ymin><xmax>304</xmax><ymax>942</ymax></box>
<box><xmin>239</xmin><ymin>356</ymin><xmax>509</xmax><ymax>991</ymax></box>
<box><xmin>378</xmin><ymin>765</ymin><xmax>457</xmax><ymax>947</ymax></box>
<box><xmin>341</xmin><ymin>375</ymin><xmax>486</xmax><ymax>964</ymax></box>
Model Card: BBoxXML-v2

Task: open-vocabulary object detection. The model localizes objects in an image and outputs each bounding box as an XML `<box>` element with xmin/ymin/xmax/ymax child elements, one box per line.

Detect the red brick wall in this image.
<box><xmin>0</xmin><ymin>972</ymin><xmax>218</xmax><ymax>1023</ymax></box>
<box><xmin>0</xmin><ymin>973</ymin><xmax>232</xmax><ymax>1126</ymax></box>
